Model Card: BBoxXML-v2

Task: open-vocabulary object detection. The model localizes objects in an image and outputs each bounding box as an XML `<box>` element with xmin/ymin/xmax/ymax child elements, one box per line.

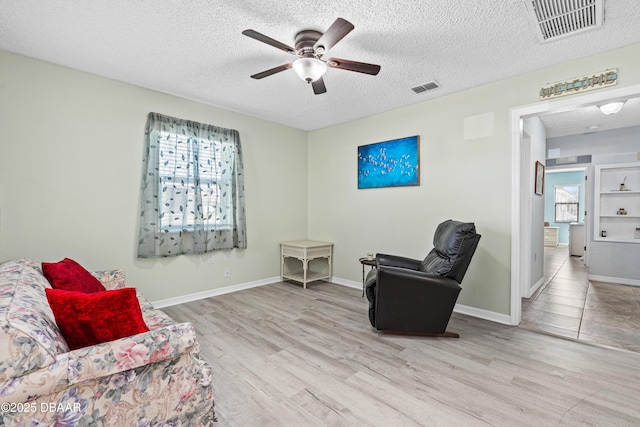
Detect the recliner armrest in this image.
<box><xmin>376</xmin><ymin>266</ymin><xmax>462</xmax><ymax>293</ymax></box>
<box><xmin>376</xmin><ymin>253</ymin><xmax>422</xmax><ymax>270</ymax></box>
<box><xmin>374</xmin><ymin>266</ymin><xmax>462</xmax><ymax>333</ymax></box>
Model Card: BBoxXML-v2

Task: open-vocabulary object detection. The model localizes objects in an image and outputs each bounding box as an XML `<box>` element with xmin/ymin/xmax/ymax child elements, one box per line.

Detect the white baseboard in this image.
<box><xmin>152</xmin><ymin>275</ymin><xmax>512</xmax><ymax>326</ymax></box>
<box><xmin>332</xmin><ymin>276</ymin><xmax>511</xmax><ymax>325</ymax></box>
<box><xmin>151</xmin><ymin>276</ymin><xmax>281</xmax><ymax>308</ymax></box>
<box><xmin>454</xmin><ymin>303</ymin><xmax>512</xmax><ymax>325</ymax></box>
<box><xmin>331</xmin><ymin>277</ymin><xmax>362</xmax><ymax>290</ymax></box>
<box><xmin>588</xmin><ymin>274</ymin><xmax>640</xmax><ymax>287</ymax></box>
<box><xmin>525</xmin><ymin>277</ymin><xmax>545</xmax><ymax>298</ymax></box>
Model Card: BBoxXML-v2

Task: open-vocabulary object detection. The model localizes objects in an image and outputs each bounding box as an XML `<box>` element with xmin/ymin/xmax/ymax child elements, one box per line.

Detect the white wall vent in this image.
<box><xmin>411</xmin><ymin>81</ymin><xmax>440</xmax><ymax>94</ymax></box>
<box><xmin>524</xmin><ymin>0</ymin><xmax>604</xmax><ymax>43</ymax></box>
<box><xmin>546</xmin><ymin>155</ymin><xmax>592</xmax><ymax>167</ymax></box>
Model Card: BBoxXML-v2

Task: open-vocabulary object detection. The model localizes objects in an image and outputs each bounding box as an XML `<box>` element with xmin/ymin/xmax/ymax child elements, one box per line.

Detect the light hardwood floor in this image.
<box><xmin>164</xmin><ymin>281</ymin><xmax>640</xmax><ymax>426</ymax></box>
<box><xmin>521</xmin><ymin>246</ymin><xmax>640</xmax><ymax>352</ymax></box>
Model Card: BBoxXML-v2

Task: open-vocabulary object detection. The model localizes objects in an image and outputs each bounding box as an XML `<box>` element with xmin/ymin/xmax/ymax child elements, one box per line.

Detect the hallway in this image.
<box><xmin>521</xmin><ymin>246</ymin><xmax>640</xmax><ymax>352</ymax></box>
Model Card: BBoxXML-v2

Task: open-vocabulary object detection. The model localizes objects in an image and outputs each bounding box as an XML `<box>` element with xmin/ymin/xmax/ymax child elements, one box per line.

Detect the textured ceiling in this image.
<box><xmin>539</xmin><ymin>95</ymin><xmax>640</xmax><ymax>138</ymax></box>
<box><xmin>2</xmin><ymin>0</ymin><xmax>640</xmax><ymax>133</ymax></box>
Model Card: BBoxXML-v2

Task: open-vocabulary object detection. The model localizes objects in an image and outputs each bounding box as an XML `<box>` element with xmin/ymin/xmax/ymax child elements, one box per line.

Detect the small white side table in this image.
<box><xmin>281</xmin><ymin>240</ymin><xmax>333</xmax><ymax>288</ymax></box>
<box><xmin>544</xmin><ymin>226</ymin><xmax>559</xmax><ymax>247</ymax></box>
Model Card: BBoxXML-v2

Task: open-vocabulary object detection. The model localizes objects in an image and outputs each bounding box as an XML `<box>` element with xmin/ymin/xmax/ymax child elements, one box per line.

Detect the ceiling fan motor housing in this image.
<box><xmin>295</xmin><ymin>30</ymin><xmax>323</xmax><ymax>57</ymax></box>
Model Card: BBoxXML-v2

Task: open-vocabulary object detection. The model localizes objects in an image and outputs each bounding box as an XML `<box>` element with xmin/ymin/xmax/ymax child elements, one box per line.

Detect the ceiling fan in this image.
<box><xmin>242</xmin><ymin>18</ymin><xmax>381</xmax><ymax>95</ymax></box>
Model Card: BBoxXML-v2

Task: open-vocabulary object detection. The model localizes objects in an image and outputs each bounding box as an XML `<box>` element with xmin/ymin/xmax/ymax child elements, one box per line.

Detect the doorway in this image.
<box><xmin>519</xmin><ymin>126</ymin><xmax>640</xmax><ymax>352</ymax></box>
<box><xmin>521</xmin><ymin>245</ymin><xmax>640</xmax><ymax>352</ymax></box>
<box><xmin>510</xmin><ymin>82</ymin><xmax>640</xmax><ymax>328</ymax></box>
<box><xmin>521</xmin><ymin>245</ymin><xmax>588</xmax><ymax>339</ymax></box>
<box><xmin>521</xmin><ymin>167</ymin><xmax>590</xmax><ymax>341</ymax></box>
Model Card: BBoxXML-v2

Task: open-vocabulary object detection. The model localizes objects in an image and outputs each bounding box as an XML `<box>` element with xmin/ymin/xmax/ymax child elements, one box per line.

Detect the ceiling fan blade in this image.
<box><xmin>242</xmin><ymin>29</ymin><xmax>296</xmax><ymax>55</ymax></box>
<box><xmin>314</xmin><ymin>18</ymin><xmax>354</xmax><ymax>54</ymax></box>
<box><xmin>312</xmin><ymin>77</ymin><xmax>327</xmax><ymax>95</ymax></box>
<box><xmin>327</xmin><ymin>58</ymin><xmax>381</xmax><ymax>75</ymax></box>
<box><xmin>250</xmin><ymin>63</ymin><xmax>292</xmax><ymax>79</ymax></box>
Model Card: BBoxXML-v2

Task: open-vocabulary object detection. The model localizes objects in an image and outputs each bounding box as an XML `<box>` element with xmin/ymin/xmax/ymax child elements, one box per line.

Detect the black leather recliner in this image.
<box><xmin>365</xmin><ymin>220</ymin><xmax>481</xmax><ymax>337</ymax></box>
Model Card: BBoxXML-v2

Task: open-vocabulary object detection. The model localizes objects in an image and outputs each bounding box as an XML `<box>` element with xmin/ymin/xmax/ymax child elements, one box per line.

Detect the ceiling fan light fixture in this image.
<box><xmin>292</xmin><ymin>57</ymin><xmax>327</xmax><ymax>83</ymax></box>
<box><xmin>599</xmin><ymin>101</ymin><xmax>626</xmax><ymax>115</ymax></box>
<box><xmin>243</xmin><ymin>18</ymin><xmax>379</xmax><ymax>94</ymax></box>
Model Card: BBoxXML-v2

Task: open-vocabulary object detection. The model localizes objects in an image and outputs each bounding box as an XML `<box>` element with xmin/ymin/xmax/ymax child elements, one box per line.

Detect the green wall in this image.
<box><xmin>307</xmin><ymin>42</ymin><xmax>640</xmax><ymax>316</ymax></box>
<box><xmin>3</xmin><ymin>41</ymin><xmax>640</xmax><ymax>315</ymax></box>
<box><xmin>0</xmin><ymin>51</ymin><xmax>309</xmax><ymax>302</ymax></box>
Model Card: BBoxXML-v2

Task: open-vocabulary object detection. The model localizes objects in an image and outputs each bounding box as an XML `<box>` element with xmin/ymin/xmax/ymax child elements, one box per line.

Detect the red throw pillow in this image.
<box><xmin>45</xmin><ymin>288</ymin><xmax>149</xmax><ymax>350</ymax></box>
<box><xmin>42</xmin><ymin>258</ymin><xmax>106</xmax><ymax>293</ymax></box>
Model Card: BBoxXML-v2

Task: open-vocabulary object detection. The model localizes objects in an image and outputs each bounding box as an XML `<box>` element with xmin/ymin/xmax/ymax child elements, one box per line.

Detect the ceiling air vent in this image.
<box><xmin>411</xmin><ymin>81</ymin><xmax>440</xmax><ymax>94</ymax></box>
<box><xmin>524</xmin><ymin>0</ymin><xmax>604</xmax><ymax>43</ymax></box>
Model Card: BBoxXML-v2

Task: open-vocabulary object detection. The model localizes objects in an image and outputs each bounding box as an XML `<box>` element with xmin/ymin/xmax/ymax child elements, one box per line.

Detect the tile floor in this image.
<box><xmin>521</xmin><ymin>245</ymin><xmax>640</xmax><ymax>353</ymax></box>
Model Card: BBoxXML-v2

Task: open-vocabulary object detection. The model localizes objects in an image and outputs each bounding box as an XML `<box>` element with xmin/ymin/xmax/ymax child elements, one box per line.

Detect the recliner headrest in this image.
<box><xmin>433</xmin><ymin>220</ymin><xmax>477</xmax><ymax>258</ymax></box>
<box><xmin>421</xmin><ymin>219</ymin><xmax>480</xmax><ymax>282</ymax></box>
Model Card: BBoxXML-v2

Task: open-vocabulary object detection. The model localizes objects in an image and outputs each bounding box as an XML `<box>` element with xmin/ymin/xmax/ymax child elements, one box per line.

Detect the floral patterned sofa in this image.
<box><xmin>0</xmin><ymin>259</ymin><xmax>215</xmax><ymax>426</ymax></box>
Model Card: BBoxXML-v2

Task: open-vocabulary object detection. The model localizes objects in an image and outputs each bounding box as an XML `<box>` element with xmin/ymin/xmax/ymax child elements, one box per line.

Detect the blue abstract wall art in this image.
<box><xmin>357</xmin><ymin>135</ymin><xmax>420</xmax><ymax>189</ymax></box>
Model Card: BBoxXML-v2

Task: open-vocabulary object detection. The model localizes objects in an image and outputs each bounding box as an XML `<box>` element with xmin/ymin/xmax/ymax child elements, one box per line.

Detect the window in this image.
<box><xmin>138</xmin><ymin>113</ymin><xmax>247</xmax><ymax>258</ymax></box>
<box><xmin>554</xmin><ymin>184</ymin><xmax>579</xmax><ymax>223</ymax></box>
<box><xmin>157</xmin><ymin>130</ymin><xmax>232</xmax><ymax>232</ymax></box>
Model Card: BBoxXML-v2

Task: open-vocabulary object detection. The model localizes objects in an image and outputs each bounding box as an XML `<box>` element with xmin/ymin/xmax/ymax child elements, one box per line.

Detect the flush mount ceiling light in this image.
<box><xmin>292</xmin><ymin>57</ymin><xmax>327</xmax><ymax>83</ymax></box>
<box><xmin>599</xmin><ymin>101</ymin><xmax>626</xmax><ymax>115</ymax></box>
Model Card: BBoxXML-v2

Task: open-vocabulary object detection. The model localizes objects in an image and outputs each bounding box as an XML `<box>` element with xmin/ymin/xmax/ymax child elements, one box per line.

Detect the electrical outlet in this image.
<box><xmin>224</xmin><ymin>267</ymin><xmax>231</xmax><ymax>277</ymax></box>
<box><xmin>208</xmin><ymin>254</ymin><xmax>215</xmax><ymax>264</ymax></box>
<box><xmin>224</xmin><ymin>251</ymin><xmax>231</xmax><ymax>261</ymax></box>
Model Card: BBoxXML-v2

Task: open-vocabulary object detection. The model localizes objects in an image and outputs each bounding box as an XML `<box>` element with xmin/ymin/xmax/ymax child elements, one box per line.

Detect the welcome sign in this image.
<box><xmin>539</xmin><ymin>69</ymin><xmax>617</xmax><ymax>100</ymax></box>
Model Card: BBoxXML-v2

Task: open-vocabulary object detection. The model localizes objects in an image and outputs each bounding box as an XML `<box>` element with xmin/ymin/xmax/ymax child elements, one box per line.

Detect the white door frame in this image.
<box><xmin>520</xmin><ymin>130</ymin><xmax>533</xmax><ymax>299</ymax></box>
<box><xmin>509</xmin><ymin>83</ymin><xmax>640</xmax><ymax>325</ymax></box>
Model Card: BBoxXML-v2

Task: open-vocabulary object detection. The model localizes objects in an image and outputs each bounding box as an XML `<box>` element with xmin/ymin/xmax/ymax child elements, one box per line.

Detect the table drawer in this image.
<box><xmin>282</xmin><ymin>245</ymin><xmax>331</xmax><ymax>259</ymax></box>
<box><xmin>282</xmin><ymin>246</ymin><xmax>307</xmax><ymax>258</ymax></box>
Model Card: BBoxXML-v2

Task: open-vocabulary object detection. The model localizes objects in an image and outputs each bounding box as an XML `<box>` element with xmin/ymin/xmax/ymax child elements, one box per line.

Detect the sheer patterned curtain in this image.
<box><xmin>138</xmin><ymin>112</ymin><xmax>247</xmax><ymax>258</ymax></box>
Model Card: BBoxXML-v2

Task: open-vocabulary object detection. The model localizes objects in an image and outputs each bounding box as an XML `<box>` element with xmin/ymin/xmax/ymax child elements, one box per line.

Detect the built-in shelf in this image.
<box><xmin>594</xmin><ymin>162</ymin><xmax>640</xmax><ymax>243</ymax></box>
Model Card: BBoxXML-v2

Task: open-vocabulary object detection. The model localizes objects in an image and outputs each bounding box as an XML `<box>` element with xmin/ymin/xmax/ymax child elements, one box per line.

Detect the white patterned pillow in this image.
<box><xmin>0</xmin><ymin>260</ymin><xmax>70</xmax><ymax>382</ymax></box>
